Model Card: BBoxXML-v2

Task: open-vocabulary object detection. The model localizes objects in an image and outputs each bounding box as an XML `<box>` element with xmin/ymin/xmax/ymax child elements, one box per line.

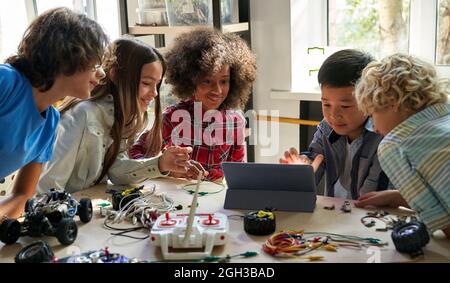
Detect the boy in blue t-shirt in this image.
<box><xmin>280</xmin><ymin>49</ymin><xmax>393</xmax><ymax>199</ymax></box>
<box><xmin>0</xmin><ymin>7</ymin><xmax>108</xmax><ymax>220</ymax></box>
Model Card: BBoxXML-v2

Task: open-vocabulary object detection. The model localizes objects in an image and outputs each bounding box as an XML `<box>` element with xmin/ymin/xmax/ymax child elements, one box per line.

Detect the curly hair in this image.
<box><xmin>164</xmin><ymin>27</ymin><xmax>256</xmax><ymax>110</ymax></box>
<box><xmin>5</xmin><ymin>7</ymin><xmax>109</xmax><ymax>91</ymax></box>
<box><xmin>355</xmin><ymin>53</ymin><xmax>449</xmax><ymax>115</ymax></box>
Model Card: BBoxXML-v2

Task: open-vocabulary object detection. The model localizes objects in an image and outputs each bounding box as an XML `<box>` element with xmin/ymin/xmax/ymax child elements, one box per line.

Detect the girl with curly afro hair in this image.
<box><xmin>130</xmin><ymin>27</ymin><xmax>257</xmax><ymax>182</ymax></box>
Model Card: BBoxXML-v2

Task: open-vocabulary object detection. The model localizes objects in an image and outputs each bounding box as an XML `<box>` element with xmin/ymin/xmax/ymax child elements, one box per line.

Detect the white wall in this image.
<box><xmin>250</xmin><ymin>0</ymin><xmax>299</xmax><ymax>163</ymax></box>
<box><xmin>410</xmin><ymin>0</ymin><xmax>450</xmax><ymax>77</ymax></box>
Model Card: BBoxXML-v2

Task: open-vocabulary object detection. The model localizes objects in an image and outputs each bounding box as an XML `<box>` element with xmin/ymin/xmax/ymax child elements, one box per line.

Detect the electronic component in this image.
<box><xmin>105</xmin><ymin>184</ymin><xmax>174</xmax><ymax>230</ymax></box>
<box><xmin>324</xmin><ymin>204</ymin><xmax>335</xmax><ymax>210</ymax></box>
<box><xmin>263</xmin><ymin>230</ymin><xmax>385</xmax><ymax>259</ymax></box>
<box><xmin>57</xmin><ymin>247</ymin><xmax>144</xmax><ymax>263</ymax></box>
<box><xmin>150</xmin><ymin>212</ymin><xmax>229</xmax><ymax>260</ymax></box>
<box><xmin>109</xmin><ymin>185</ymin><xmax>144</xmax><ymax>210</ymax></box>
<box><xmin>150</xmin><ymin>173</ymin><xmax>229</xmax><ymax>260</ymax></box>
<box><xmin>0</xmin><ymin>189</ymin><xmax>92</xmax><ymax>246</ymax></box>
<box><xmin>15</xmin><ymin>244</ymin><xmax>146</xmax><ymax>263</ymax></box>
<box><xmin>15</xmin><ymin>241</ymin><xmax>55</xmax><ymax>263</ymax></box>
<box><xmin>391</xmin><ymin>220</ymin><xmax>430</xmax><ymax>258</ymax></box>
<box><xmin>98</xmin><ymin>203</ymin><xmax>113</xmax><ymax>217</ymax></box>
<box><xmin>244</xmin><ymin>210</ymin><xmax>276</xmax><ymax>236</ymax></box>
<box><xmin>361</xmin><ymin>211</ymin><xmax>395</xmax><ymax>231</ymax></box>
<box><xmin>340</xmin><ymin>201</ymin><xmax>352</xmax><ymax>213</ymax></box>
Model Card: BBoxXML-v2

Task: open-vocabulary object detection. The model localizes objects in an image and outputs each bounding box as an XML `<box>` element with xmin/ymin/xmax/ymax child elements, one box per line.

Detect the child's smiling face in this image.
<box><xmin>138</xmin><ymin>61</ymin><xmax>163</xmax><ymax>113</ymax></box>
<box><xmin>321</xmin><ymin>85</ymin><xmax>368</xmax><ymax>141</ymax></box>
<box><xmin>194</xmin><ymin>65</ymin><xmax>230</xmax><ymax>111</ymax></box>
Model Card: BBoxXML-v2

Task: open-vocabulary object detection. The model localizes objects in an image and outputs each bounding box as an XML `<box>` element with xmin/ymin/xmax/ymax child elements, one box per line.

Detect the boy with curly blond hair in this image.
<box><xmin>354</xmin><ymin>53</ymin><xmax>450</xmax><ymax>238</ymax></box>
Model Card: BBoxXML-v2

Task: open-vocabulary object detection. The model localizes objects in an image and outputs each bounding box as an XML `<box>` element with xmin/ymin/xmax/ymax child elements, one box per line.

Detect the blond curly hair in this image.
<box><xmin>355</xmin><ymin>53</ymin><xmax>449</xmax><ymax>115</ymax></box>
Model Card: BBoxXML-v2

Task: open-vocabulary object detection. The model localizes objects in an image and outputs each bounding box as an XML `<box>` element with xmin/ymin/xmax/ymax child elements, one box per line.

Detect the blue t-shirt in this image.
<box><xmin>0</xmin><ymin>64</ymin><xmax>60</xmax><ymax>179</ymax></box>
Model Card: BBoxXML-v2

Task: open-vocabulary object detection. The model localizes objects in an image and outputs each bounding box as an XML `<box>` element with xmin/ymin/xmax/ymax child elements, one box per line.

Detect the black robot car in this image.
<box><xmin>0</xmin><ymin>189</ymin><xmax>92</xmax><ymax>245</ymax></box>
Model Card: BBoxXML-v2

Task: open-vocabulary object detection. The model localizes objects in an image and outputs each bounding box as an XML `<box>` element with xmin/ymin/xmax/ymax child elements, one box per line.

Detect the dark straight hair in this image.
<box><xmin>318</xmin><ymin>49</ymin><xmax>374</xmax><ymax>88</ymax></box>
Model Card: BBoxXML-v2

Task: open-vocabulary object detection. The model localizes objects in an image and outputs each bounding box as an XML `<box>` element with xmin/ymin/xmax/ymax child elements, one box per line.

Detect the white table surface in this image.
<box><xmin>1</xmin><ymin>177</ymin><xmax>449</xmax><ymax>263</ymax></box>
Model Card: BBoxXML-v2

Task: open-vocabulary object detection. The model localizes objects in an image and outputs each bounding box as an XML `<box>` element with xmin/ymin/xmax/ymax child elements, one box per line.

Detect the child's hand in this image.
<box><xmin>185</xmin><ymin>160</ymin><xmax>208</xmax><ymax>181</ymax></box>
<box><xmin>279</xmin><ymin>147</ymin><xmax>324</xmax><ymax>172</ymax></box>
<box><xmin>355</xmin><ymin>190</ymin><xmax>410</xmax><ymax>209</ymax></box>
<box><xmin>170</xmin><ymin>160</ymin><xmax>209</xmax><ymax>181</ymax></box>
<box><xmin>0</xmin><ymin>195</ymin><xmax>28</xmax><ymax>222</ymax></box>
<box><xmin>158</xmin><ymin>146</ymin><xmax>193</xmax><ymax>173</ymax></box>
<box><xmin>279</xmin><ymin>147</ymin><xmax>305</xmax><ymax>164</ymax></box>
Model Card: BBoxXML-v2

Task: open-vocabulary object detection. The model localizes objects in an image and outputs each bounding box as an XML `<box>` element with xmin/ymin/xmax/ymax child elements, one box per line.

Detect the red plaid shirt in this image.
<box><xmin>130</xmin><ymin>99</ymin><xmax>246</xmax><ymax>181</ymax></box>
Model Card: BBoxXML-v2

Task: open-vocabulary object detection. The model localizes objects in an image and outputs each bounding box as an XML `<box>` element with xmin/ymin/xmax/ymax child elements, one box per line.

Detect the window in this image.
<box><xmin>35</xmin><ymin>0</ymin><xmax>121</xmax><ymax>39</ymax></box>
<box><xmin>0</xmin><ymin>0</ymin><xmax>120</xmax><ymax>63</ymax></box>
<box><xmin>291</xmin><ymin>0</ymin><xmax>450</xmax><ymax>92</ymax></box>
<box><xmin>35</xmin><ymin>0</ymin><xmax>92</xmax><ymax>16</ymax></box>
<box><xmin>159</xmin><ymin>81</ymin><xmax>178</xmax><ymax>110</ymax></box>
<box><xmin>35</xmin><ymin>0</ymin><xmax>120</xmax><ymax>40</ymax></box>
<box><xmin>437</xmin><ymin>0</ymin><xmax>450</xmax><ymax>65</ymax></box>
<box><xmin>95</xmin><ymin>0</ymin><xmax>120</xmax><ymax>40</ymax></box>
<box><xmin>328</xmin><ymin>0</ymin><xmax>411</xmax><ymax>59</ymax></box>
<box><xmin>0</xmin><ymin>1</ymin><xmax>29</xmax><ymax>62</ymax></box>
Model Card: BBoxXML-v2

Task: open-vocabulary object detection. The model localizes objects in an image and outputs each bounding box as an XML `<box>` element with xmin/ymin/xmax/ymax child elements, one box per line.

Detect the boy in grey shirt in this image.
<box><xmin>280</xmin><ymin>49</ymin><xmax>392</xmax><ymax>199</ymax></box>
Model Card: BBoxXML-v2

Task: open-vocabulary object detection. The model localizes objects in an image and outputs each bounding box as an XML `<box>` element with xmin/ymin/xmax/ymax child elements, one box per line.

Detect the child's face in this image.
<box><xmin>371</xmin><ymin>106</ymin><xmax>409</xmax><ymax>136</ymax></box>
<box><xmin>194</xmin><ymin>65</ymin><xmax>230</xmax><ymax>111</ymax></box>
<box><xmin>59</xmin><ymin>63</ymin><xmax>105</xmax><ymax>99</ymax></box>
<box><xmin>321</xmin><ymin>86</ymin><xmax>367</xmax><ymax>141</ymax></box>
<box><xmin>138</xmin><ymin>61</ymin><xmax>163</xmax><ymax>113</ymax></box>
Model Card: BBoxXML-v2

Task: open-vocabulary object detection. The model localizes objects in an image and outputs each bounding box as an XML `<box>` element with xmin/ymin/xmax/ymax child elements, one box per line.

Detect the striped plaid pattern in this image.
<box><xmin>378</xmin><ymin>103</ymin><xmax>450</xmax><ymax>232</ymax></box>
<box><xmin>163</xmin><ymin>99</ymin><xmax>246</xmax><ymax>181</ymax></box>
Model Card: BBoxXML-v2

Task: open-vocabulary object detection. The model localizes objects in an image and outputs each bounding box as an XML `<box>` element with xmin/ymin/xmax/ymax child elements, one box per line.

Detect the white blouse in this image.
<box><xmin>38</xmin><ymin>94</ymin><xmax>165</xmax><ymax>193</ymax></box>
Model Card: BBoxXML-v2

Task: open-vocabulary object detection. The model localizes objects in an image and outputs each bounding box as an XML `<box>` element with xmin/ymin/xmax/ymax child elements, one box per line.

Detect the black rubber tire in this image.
<box><xmin>77</xmin><ymin>198</ymin><xmax>93</xmax><ymax>223</ymax></box>
<box><xmin>25</xmin><ymin>199</ymin><xmax>35</xmax><ymax>213</ymax></box>
<box><xmin>56</xmin><ymin>218</ymin><xmax>78</xmax><ymax>245</ymax></box>
<box><xmin>244</xmin><ymin>211</ymin><xmax>276</xmax><ymax>236</ymax></box>
<box><xmin>391</xmin><ymin>221</ymin><xmax>430</xmax><ymax>254</ymax></box>
<box><xmin>15</xmin><ymin>241</ymin><xmax>54</xmax><ymax>263</ymax></box>
<box><xmin>0</xmin><ymin>219</ymin><xmax>21</xmax><ymax>244</ymax></box>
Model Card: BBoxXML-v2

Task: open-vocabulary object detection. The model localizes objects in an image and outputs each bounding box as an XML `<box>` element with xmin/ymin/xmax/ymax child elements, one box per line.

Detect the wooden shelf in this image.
<box><xmin>128</xmin><ymin>22</ymin><xmax>249</xmax><ymax>35</ymax></box>
<box><xmin>222</xmin><ymin>22</ymin><xmax>249</xmax><ymax>33</ymax></box>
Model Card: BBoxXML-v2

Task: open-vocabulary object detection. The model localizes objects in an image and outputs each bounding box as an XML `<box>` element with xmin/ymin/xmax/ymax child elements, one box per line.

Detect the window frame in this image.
<box><xmin>435</xmin><ymin>0</ymin><xmax>449</xmax><ymax>65</ymax></box>
<box><xmin>290</xmin><ymin>0</ymin><xmax>449</xmax><ymax>93</ymax></box>
<box><xmin>30</xmin><ymin>0</ymin><xmax>97</xmax><ymax>19</ymax></box>
<box><xmin>27</xmin><ymin>0</ymin><xmax>120</xmax><ymax>40</ymax></box>
<box><xmin>410</xmin><ymin>0</ymin><xmax>449</xmax><ymax>75</ymax></box>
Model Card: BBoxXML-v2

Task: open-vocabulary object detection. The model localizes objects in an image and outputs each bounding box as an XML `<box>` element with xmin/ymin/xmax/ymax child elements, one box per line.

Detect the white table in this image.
<box><xmin>1</xmin><ymin>177</ymin><xmax>449</xmax><ymax>263</ymax></box>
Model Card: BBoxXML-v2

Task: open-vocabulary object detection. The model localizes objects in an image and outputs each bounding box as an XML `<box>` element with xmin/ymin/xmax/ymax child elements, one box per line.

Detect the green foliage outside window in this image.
<box><xmin>329</xmin><ymin>0</ymin><xmax>410</xmax><ymax>59</ymax></box>
<box><xmin>437</xmin><ymin>0</ymin><xmax>450</xmax><ymax>65</ymax></box>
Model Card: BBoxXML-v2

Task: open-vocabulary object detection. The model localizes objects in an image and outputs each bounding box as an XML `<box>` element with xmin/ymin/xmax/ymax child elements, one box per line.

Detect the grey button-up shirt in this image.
<box><xmin>38</xmin><ymin>95</ymin><xmax>166</xmax><ymax>193</ymax></box>
<box><xmin>306</xmin><ymin>119</ymin><xmax>393</xmax><ymax>199</ymax></box>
